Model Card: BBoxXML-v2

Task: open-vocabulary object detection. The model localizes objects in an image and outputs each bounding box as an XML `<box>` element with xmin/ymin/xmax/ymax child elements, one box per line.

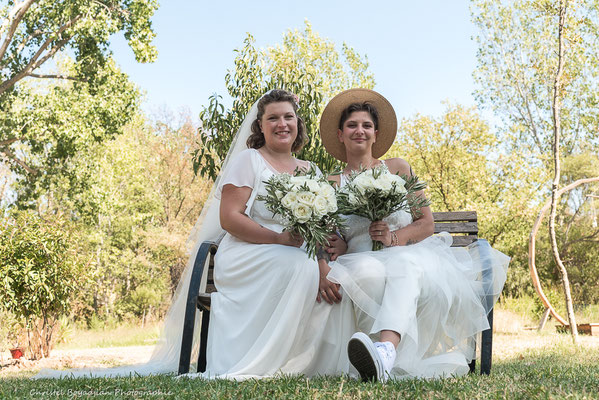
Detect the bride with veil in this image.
<box><xmin>35</xmin><ymin>89</ymin><xmax>355</xmax><ymax>379</ymax></box>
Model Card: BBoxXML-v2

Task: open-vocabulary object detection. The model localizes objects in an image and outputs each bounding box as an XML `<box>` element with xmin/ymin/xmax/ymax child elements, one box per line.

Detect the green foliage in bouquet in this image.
<box><xmin>257</xmin><ymin>165</ymin><xmax>345</xmax><ymax>259</ymax></box>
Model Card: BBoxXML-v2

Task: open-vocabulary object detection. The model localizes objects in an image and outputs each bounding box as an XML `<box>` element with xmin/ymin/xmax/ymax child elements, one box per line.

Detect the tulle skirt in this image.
<box><xmin>327</xmin><ymin>232</ymin><xmax>509</xmax><ymax>379</ymax></box>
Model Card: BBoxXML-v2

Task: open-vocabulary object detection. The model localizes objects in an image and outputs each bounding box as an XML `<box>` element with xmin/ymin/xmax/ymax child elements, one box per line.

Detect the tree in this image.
<box><xmin>145</xmin><ymin>109</ymin><xmax>212</xmax><ymax>293</ymax></box>
<box><xmin>66</xmin><ymin>111</ymin><xmax>210</xmax><ymax>323</ymax></box>
<box><xmin>148</xmin><ymin>108</ymin><xmax>211</xmax><ymax>230</ymax></box>
<box><xmin>472</xmin><ymin>0</ymin><xmax>599</xmax><ymax>161</ymax></box>
<box><xmin>0</xmin><ymin>0</ymin><xmax>157</xmax><ymax>95</ymax></box>
<box><xmin>0</xmin><ymin>211</ymin><xmax>85</xmax><ymax>358</ymax></box>
<box><xmin>194</xmin><ymin>21</ymin><xmax>375</xmax><ymax>179</ymax></box>
<box><xmin>529</xmin><ymin>174</ymin><xmax>599</xmax><ymax>329</ymax></box>
<box><xmin>8</xmin><ymin>59</ymin><xmax>141</xmax><ymax>211</ymax></box>
<box><xmin>472</xmin><ymin>0</ymin><xmax>599</xmax><ymax>341</ymax></box>
<box><xmin>1</xmin><ymin>0</ymin><xmax>157</xmax><ymax>204</ymax></box>
<box><xmin>547</xmin><ymin>0</ymin><xmax>578</xmax><ymax>343</ymax></box>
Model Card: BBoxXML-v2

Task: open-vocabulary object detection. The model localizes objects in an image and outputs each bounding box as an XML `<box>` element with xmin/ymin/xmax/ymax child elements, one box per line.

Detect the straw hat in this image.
<box><xmin>319</xmin><ymin>88</ymin><xmax>397</xmax><ymax>162</ymax></box>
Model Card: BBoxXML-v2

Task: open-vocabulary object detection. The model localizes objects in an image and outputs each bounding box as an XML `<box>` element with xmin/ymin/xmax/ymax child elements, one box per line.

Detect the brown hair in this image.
<box><xmin>247</xmin><ymin>89</ymin><xmax>308</xmax><ymax>152</ymax></box>
<box><xmin>338</xmin><ymin>102</ymin><xmax>379</xmax><ymax>131</ymax></box>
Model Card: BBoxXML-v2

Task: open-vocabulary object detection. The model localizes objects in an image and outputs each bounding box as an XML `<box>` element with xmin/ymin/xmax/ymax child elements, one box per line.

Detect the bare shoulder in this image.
<box><xmin>383</xmin><ymin>157</ymin><xmax>412</xmax><ymax>176</ymax></box>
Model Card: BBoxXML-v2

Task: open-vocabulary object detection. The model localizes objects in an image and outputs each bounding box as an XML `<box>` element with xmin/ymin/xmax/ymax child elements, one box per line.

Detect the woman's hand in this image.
<box><xmin>316</xmin><ymin>260</ymin><xmax>342</xmax><ymax>304</ymax></box>
<box><xmin>276</xmin><ymin>231</ymin><xmax>304</xmax><ymax>248</ymax></box>
<box><xmin>325</xmin><ymin>233</ymin><xmax>347</xmax><ymax>261</ymax></box>
<box><xmin>369</xmin><ymin>221</ymin><xmax>392</xmax><ymax>247</ymax></box>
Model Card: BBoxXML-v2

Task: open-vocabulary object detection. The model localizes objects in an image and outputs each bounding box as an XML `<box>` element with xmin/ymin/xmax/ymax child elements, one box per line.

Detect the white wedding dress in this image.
<box><xmin>327</xmin><ymin>173</ymin><xmax>510</xmax><ymax>379</ymax></box>
<box><xmin>191</xmin><ymin>148</ymin><xmax>356</xmax><ymax>379</ymax></box>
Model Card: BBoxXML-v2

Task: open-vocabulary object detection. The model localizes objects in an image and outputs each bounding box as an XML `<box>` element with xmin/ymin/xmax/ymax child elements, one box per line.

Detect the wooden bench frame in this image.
<box><xmin>178</xmin><ymin>211</ymin><xmax>495</xmax><ymax>375</ymax></box>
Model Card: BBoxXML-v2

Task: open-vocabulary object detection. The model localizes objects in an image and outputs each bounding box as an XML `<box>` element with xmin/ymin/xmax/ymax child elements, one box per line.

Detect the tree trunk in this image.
<box><xmin>549</xmin><ymin>1</ymin><xmax>578</xmax><ymax>344</ymax></box>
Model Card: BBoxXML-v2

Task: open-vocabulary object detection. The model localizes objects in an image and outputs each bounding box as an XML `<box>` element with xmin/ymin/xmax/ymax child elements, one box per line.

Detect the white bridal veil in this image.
<box><xmin>34</xmin><ymin>100</ymin><xmax>261</xmax><ymax>378</ymax></box>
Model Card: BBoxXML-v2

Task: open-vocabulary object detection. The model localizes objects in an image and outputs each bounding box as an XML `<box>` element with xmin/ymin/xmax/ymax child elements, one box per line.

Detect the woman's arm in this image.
<box><xmin>220</xmin><ymin>184</ymin><xmax>303</xmax><ymax>247</ymax></box>
<box><xmin>370</xmin><ymin>158</ymin><xmax>435</xmax><ymax>246</ymax></box>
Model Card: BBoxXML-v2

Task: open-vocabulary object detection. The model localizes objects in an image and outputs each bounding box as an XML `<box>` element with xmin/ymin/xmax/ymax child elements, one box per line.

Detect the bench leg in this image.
<box><xmin>178</xmin><ymin>306</ymin><xmax>197</xmax><ymax>375</ymax></box>
<box><xmin>197</xmin><ymin>310</ymin><xmax>210</xmax><ymax>373</ymax></box>
<box><xmin>480</xmin><ymin>308</ymin><xmax>493</xmax><ymax>375</ymax></box>
<box><xmin>476</xmin><ymin>239</ymin><xmax>494</xmax><ymax>375</ymax></box>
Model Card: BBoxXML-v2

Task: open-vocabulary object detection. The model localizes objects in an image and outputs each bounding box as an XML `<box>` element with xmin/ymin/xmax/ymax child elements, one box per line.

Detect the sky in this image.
<box><xmin>110</xmin><ymin>0</ymin><xmax>479</xmax><ymax>122</ymax></box>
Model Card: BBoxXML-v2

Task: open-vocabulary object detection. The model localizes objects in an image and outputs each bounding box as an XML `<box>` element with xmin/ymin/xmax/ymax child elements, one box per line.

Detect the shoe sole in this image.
<box><xmin>347</xmin><ymin>334</ymin><xmax>381</xmax><ymax>382</ymax></box>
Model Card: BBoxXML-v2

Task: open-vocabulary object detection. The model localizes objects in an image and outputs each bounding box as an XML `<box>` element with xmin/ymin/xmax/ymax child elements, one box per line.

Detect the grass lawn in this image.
<box><xmin>1</xmin><ymin>334</ymin><xmax>598</xmax><ymax>399</ymax></box>
<box><xmin>1</xmin><ymin>305</ymin><xmax>598</xmax><ymax>399</ymax></box>
<box><xmin>54</xmin><ymin>322</ymin><xmax>161</xmax><ymax>350</ymax></box>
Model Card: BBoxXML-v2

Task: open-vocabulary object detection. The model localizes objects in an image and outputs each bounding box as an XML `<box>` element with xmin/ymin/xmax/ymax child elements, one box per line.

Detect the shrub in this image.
<box><xmin>0</xmin><ymin>212</ymin><xmax>86</xmax><ymax>359</ymax></box>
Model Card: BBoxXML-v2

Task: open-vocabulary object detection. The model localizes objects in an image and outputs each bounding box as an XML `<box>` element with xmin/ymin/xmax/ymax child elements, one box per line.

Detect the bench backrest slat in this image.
<box><xmin>432</xmin><ymin>211</ymin><xmax>477</xmax><ymax>222</ymax></box>
<box><xmin>451</xmin><ymin>235</ymin><xmax>479</xmax><ymax>247</ymax></box>
<box><xmin>433</xmin><ymin>221</ymin><xmax>478</xmax><ymax>235</ymax></box>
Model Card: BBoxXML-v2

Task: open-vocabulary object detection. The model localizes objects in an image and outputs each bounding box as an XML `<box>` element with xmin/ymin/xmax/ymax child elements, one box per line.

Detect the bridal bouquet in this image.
<box><xmin>337</xmin><ymin>165</ymin><xmax>430</xmax><ymax>250</ymax></box>
<box><xmin>257</xmin><ymin>165</ymin><xmax>344</xmax><ymax>259</ymax></box>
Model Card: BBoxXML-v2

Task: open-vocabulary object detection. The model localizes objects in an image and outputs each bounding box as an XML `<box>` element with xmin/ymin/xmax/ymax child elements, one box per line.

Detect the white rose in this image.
<box><xmin>374</xmin><ymin>173</ymin><xmax>393</xmax><ymax>193</ymax></box>
<box><xmin>296</xmin><ymin>191</ymin><xmax>316</xmax><ymax>206</ymax></box>
<box><xmin>325</xmin><ymin>194</ymin><xmax>337</xmax><ymax>206</ymax></box>
<box><xmin>353</xmin><ymin>174</ymin><xmax>376</xmax><ymax>195</ymax></box>
<box><xmin>319</xmin><ymin>183</ymin><xmax>335</xmax><ymax>198</ymax></box>
<box><xmin>353</xmin><ymin>171</ymin><xmax>367</xmax><ymax>181</ymax></box>
<box><xmin>305</xmin><ymin>179</ymin><xmax>321</xmax><ymax>193</ymax></box>
<box><xmin>389</xmin><ymin>174</ymin><xmax>407</xmax><ymax>193</ymax></box>
<box><xmin>281</xmin><ymin>192</ymin><xmax>298</xmax><ymax>209</ymax></box>
<box><xmin>289</xmin><ymin>176</ymin><xmax>305</xmax><ymax>184</ymax></box>
<box><xmin>312</xmin><ymin>195</ymin><xmax>329</xmax><ymax>217</ymax></box>
<box><xmin>327</xmin><ymin>198</ymin><xmax>338</xmax><ymax>213</ymax></box>
<box><xmin>292</xmin><ymin>203</ymin><xmax>312</xmax><ymax>223</ymax></box>
<box><xmin>275</xmin><ymin>189</ymin><xmax>284</xmax><ymax>199</ymax></box>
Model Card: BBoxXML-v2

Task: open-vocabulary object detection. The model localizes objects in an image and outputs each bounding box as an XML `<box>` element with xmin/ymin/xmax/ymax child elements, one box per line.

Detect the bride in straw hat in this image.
<box><xmin>318</xmin><ymin>89</ymin><xmax>509</xmax><ymax>382</ymax></box>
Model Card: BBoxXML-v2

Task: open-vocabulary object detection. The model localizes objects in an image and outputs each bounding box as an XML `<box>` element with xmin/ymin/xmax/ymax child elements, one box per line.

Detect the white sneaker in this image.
<box><xmin>348</xmin><ymin>332</ymin><xmax>386</xmax><ymax>382</ymax></box>
<box><xmin>374</xmin><ymin>341</ymin><xmax>396</xmax><ymax>380</ymax></box>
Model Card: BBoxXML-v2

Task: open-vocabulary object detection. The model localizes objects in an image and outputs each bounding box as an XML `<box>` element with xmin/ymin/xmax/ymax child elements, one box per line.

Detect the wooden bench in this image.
<box><xmin>178</xmin><ymin>211</ymin><xmax>496</xmax><ymax>375</ymax></box>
